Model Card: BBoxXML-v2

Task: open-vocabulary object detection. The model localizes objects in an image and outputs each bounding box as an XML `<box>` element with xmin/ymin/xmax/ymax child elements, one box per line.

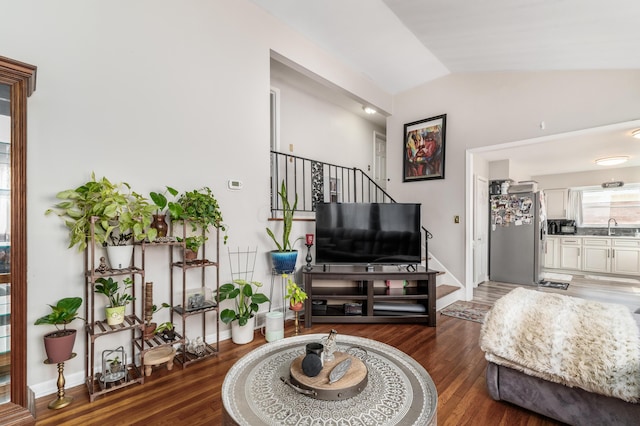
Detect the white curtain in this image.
<box><xmin>567</xmin><ymin>189</ymin><xmax>583</xmax><ymax>226</ymax></box>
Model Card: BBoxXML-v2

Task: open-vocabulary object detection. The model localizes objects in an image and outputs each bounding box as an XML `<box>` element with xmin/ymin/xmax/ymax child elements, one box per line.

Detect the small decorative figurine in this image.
<box><xmin>96</xmin><ymin>256</ymin><xmax>109</xmax><ymax>273</ymax></box>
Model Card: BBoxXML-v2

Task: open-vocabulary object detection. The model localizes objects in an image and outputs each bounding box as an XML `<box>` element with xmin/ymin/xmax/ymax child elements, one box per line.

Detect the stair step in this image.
<box><xmin>436</xmin><ymin>285</ymin><xmax>459</xmax><ymax>300</ymax></box>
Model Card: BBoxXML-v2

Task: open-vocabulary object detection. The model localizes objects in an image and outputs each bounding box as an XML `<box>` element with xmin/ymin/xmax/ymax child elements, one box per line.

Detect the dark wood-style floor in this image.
<box><xmin>33</xmin><ymin>314</ymin><xmax>562</xmax><ymax>426</ymax></box>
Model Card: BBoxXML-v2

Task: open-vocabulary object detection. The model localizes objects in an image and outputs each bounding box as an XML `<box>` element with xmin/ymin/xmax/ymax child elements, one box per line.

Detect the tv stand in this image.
<box><xmin>303</xmin><ymin>265</ymin><xmax>436</xmax><ymax>328</ymax></box>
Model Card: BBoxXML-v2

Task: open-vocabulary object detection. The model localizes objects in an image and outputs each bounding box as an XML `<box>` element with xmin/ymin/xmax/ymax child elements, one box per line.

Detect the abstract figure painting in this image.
<box><xmin>403</xmin><ymin>114</ymin><xmax>446</xmax><ymax>182</ymax></box>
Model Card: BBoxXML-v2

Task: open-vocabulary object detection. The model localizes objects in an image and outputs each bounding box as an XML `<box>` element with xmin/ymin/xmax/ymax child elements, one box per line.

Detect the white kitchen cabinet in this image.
<box><xmin>545</xmin><ymin>189</ymin><xmax>568</xmax><ymax>219</ymax></box>
<box><xmin>582</xmin><ymin>238</ymin><xmax>611</xmax><ymax>273</ymax></box>
<box><xmin>612</xmin><ymin>239</ymin><xmax>640</xmax><ymax>275</ymax></box>
<box><xmin>544</xmin><ymin>236</ymin><xmax>560</xmax><ymax>268</ymax></box>
<box><xmin>559</xmin><ymin>237</ymin><xmax>581</xmax><ymax>270</ymax></box>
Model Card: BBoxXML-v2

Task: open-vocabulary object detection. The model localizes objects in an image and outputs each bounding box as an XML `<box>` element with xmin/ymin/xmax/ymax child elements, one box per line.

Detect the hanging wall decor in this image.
<box><xmin>403</xmin><ymin>114</ymin><xmax>447</xmax><ymax>182</ymax></box>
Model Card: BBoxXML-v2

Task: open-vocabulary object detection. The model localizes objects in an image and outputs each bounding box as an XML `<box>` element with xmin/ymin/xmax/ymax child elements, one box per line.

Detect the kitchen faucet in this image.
<box><xmin>608</xmin><ymin>218</ymin><xmax>618</xmax><ymax>236</ymax></box>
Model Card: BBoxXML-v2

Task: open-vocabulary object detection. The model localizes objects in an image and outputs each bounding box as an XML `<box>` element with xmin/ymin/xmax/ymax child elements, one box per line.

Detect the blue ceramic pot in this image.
<box><xmin>271</xmin><ymin>250</ymin><xmax>298</xmax><ymax>273</ymax></box>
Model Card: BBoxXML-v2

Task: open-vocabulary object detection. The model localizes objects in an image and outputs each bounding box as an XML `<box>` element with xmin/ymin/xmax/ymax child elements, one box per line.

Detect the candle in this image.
<box><xmin>306</xmin><ymin>233</ymin><xmax>314</xmax><ymax>245</ymax></box>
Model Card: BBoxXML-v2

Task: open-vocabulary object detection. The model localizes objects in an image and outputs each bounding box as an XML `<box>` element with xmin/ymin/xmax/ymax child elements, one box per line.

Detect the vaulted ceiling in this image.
<box><xmin>253</xmin><ymin>0</ymin><xmax>640</xmax><ymax>176</ymax></box>
<box><xmin>252</xmin><ymin>0</ymin><xmax>640</xmax><ymax>94</ymax></box>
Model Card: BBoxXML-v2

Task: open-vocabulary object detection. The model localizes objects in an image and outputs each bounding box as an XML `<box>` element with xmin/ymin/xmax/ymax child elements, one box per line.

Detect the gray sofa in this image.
<box><xmin>480</xmin><ymin>288</ymin><xmax>640</xmax><ymax>425</ymax></box>
<box><xmin>485</xmin><ymin>312</ymin><xmax>640</xmax><ymax>426</ymax></box>
<box><xmin>486</xmin><ymin>360</ymin><xmax>640</xmax><ymax>425</ymax></box>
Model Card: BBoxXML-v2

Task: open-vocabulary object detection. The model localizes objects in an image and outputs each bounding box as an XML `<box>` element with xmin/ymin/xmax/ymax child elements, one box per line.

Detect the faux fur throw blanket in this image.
<box><xmin>479</xmin><ymin>287</ymin><xmax>640</xmax><ymax>403</ymax></box>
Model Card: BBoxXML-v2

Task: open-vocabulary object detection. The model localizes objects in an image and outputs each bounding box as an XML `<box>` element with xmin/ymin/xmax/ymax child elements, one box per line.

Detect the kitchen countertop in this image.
<box><xmin>548</xmin><ymin>234</ymin><xmax>640</xmax><ymax>239</ymax></box>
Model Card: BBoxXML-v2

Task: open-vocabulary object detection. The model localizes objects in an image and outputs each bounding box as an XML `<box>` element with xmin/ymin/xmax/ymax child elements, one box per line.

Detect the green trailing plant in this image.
<box><xmin>174</xmin><ymin>187</ymin><xmax>227</xmax><ymax>243</ymax></box>
<box><xmin>149</xmin><ymin>186</ymin><xmax>183</xmax><ymax>218</ymax></box>
<box><xmin>284</xmin><ymin>275</ymin><xmax>307</xmax><ymax>306</ymax></box>
<box><xmin>45</xmin><ymin>172</ymin><xmax>157</xmax><ymax>251</ymax></box>
<box><xmin>34</xmin><ymin>297</ymin><xmax>83</xmax><ymax>333</ymax></box>
<box><xmin>94</xmin><ymin>277</ymin><xmax>134</xmax><ymax>307</ymax></box>
<box><xmin>218</xmin><ymin>279</ymin><xmax>269</xmax><ymax>326</ymax></box>
<box><xmin>266</xmin><ymin>180</ymin><xmax>301</xmax><ymax>252</ymax></box>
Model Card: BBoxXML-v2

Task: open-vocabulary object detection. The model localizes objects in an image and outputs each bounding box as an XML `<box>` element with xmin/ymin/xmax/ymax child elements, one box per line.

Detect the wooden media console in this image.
<box><xmin>302</xmin><ymin>265</ymin><xmax>437</xmax><ymax>328</ymax></box>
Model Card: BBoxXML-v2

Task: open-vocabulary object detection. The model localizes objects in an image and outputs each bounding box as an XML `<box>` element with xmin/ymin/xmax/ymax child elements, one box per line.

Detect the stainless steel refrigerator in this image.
<box><xmin>489</xmin><ymin>191</ymin><xmax>546</xmax><ymax>286</ymax></box>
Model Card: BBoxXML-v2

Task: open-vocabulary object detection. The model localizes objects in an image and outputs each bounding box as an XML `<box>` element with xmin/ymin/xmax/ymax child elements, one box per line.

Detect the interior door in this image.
<box><xmin>373</xmin><ymin>131</ymin><xmax>387</xmax><ymax>190</ymax></box>
<box><xmin>474</xmin><ymin>175</ymin><xmax>489</xmax><ymax>285</ymax></box>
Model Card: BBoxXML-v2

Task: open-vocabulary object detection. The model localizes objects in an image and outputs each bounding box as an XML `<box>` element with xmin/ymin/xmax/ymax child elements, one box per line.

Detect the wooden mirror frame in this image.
<box><xmin>0</xmin><ymin>55</ymin><xmax>37</xmax><ymax>423</ymax></box>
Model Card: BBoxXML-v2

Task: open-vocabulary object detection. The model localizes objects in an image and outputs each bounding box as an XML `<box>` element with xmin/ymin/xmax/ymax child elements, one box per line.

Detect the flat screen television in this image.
<box><xmin>315</xmin><ymin>202</ymin><xmax>422</xmax><ymax>266</ymax></box>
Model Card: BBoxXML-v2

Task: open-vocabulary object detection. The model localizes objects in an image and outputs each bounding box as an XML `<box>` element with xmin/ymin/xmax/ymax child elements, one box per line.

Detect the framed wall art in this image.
<box><xmin>403</xmin><ymin>114</ymin><xmax>446</xmax><ymax>182</ymax></box>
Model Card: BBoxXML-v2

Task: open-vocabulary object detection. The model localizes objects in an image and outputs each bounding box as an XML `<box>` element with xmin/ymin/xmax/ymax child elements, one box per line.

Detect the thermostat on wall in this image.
<box><xmin>228</xmin><ymin>180</ymin><xmax>243</xmax><ymax>190</ymax></box>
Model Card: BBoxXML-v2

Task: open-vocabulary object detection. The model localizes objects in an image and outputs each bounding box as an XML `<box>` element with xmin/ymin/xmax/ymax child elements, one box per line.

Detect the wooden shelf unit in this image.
<box><xmin>84</xmin><ymin>219</ymin><xmax>145</xmax><ymax>402</ymax></box>
<box><xmin>303</xmin><ymin>265</ymin><xmax>437</xmax><ymax>327</ymax></box>
<box><xmin>169</xmin><ymin>223</ymin><xmax>220</xmax><ymax>367</ymax></box>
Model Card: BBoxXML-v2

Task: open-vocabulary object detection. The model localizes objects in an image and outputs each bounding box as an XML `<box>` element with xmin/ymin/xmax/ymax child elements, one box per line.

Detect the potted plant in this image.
<box><xmin>94</xmin><ymin>277</ymin><xmax>134</xmax><ymax>326</ymax></box>
<box><xmin>107</xmin><ymin>356</ymin><xmax>123</xmax><ymax>375</ymax></box>
<box><xmin>284</xmin><ymin>274</ymin><xmax>307</xmax><ymax>311</ymax></box>
<box><xmin>149</xmin><ymin>186</ymin><xmax>182</xmax><ymax>238</ymax></box>
<box><xmin>144</xmin><ymin>302</ymin><xmax>170</xmax><ymax>340</ymax></box>
<box><xmin>173</xmin><ymin>187</ymin><xmax>228</xmax><ymax>244</ymax></box>
<box><xmin>46</xmin><ymin>173</ymin><xmax>157</xmax><ymax>269</ymax></box>
<box><xmin>176</xmin><ymin>235</ymin><xmax>207</xmax><ymax>261</ymax></box>
<box><xmin>34</xmin><ymin>297</ymin><xmax>83</xmax><ymax>363</ymax></box>
<box><xmin>155</xmin><ymin>321</ymin><xmax>176</xmax><ymax>341</ymax></box>
<box><xmin>266</xmin><ymin>180</ymin><xmax>302</xmax><ymax>273</ymax></box>
<box><xmin>218</xmin><ymin>279</ymin><xmax>269</xmax><ymax>344</ymax></box>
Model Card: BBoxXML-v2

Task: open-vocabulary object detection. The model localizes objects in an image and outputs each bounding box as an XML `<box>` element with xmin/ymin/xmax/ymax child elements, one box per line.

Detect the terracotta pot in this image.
<box><xmin>150</xmin><ymin>214</ymin><xmax>169</xmax><ymax>238</ymax></box>
<box><xmin>290</xmin><ymin>301</ymin><xmax>304</xmax><ymax>311</ymax></box>
<box><xmin>43</xmin><ymin>329</ymin><xmax>77</xmax><ymax>363</ymax></box>
<box><xmin>143</xmin><ymin>323</ymin><xmax>157</xmax><ymax>340</ymax></box>
<box><xmin>184</xmin><ymin>249</ymin><xmax>198</xmax><ymax>261</ymax></box>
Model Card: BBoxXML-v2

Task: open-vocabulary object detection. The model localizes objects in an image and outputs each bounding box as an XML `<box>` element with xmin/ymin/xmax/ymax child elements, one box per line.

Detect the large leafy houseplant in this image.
<box><xmin>46</xmin><ymin>173</ymin><xmax>157</xmax><ymax>251</ymax></box>
<box><xmin>218</xmin><ymin>279</ymin><xmax>269</xmax><ymax>326</ymax></box>
<box><xmin>34</xmin><ymin>297</ymin><xmax>83</xmax><ymax>333</ymax></box>
<box><xmin>34</xmin><ymin>297</ymin><xmax>83</xmax><ymax>363</ymax></box>
<box><xmin>266</xmin><ymin>180</ymin><xmax>299</xmax><ymax>252</ymax></box>
<box><xmin>149</xmin><ymin>186</ymin><xmax>183</xmax><ymax>218</ymax></box>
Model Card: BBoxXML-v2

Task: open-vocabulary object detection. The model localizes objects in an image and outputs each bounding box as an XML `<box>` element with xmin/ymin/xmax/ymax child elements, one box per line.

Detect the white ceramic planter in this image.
<box><xmin>231</xmin><ymin>316</ymin><xmax>255</xmax><ymax>344</ymax></box>
<box><xmin>106</xmin><ymin>245</ymin><xmax>134</xmax><ymax>270</ymax></box>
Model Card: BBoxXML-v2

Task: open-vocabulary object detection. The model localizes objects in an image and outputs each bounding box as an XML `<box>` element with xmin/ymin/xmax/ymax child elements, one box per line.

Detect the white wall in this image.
<box><xmin>271</xmin><ymin>66</ymin><xmax>384</xmax><ymax>170</ymax></box>
<box><xmin>0</xmin><ymin>0</ymin><xmax>391</xmax><ymax>395</ymax></box>
<box><xmin>388</xmin><ymin>71</ymin><xmax>640</xmax><ymax>287</ymax></box>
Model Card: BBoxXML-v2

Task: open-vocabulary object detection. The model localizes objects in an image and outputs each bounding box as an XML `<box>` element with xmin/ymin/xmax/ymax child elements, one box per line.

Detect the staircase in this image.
<box><xmin>270</xmin><ymin>150</ymin><xmax>464</xmax><ymax>309</ymax></box>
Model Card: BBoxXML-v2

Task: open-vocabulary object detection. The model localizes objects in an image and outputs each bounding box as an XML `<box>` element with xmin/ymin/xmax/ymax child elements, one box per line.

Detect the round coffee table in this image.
<box><xmin>222</xmin><ymin>333</ymin><xmax>437</xmax><ymax>425</ymax></box>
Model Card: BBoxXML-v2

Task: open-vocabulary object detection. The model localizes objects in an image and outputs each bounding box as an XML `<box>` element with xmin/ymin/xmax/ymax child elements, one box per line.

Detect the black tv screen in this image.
<box><xmin>315</xmin><ymin>203</ymin><xmax>422</xmax><ymax>265</ymax></box>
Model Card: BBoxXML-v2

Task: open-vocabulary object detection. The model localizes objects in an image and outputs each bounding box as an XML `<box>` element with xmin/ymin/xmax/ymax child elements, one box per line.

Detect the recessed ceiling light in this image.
<box><xmin>363</xmin><ymin>106</ymin><xmax>376</xmax><ymax>114</ymax></box>
<box><xmin>632</xmin><ymin>129</ymin><xmax>640</xmax><ymax>139</ymax></box>
<box><xmin>595</xmin><ymin>156</ymin><xmax>629</xmax><ymax>166</ymax></box>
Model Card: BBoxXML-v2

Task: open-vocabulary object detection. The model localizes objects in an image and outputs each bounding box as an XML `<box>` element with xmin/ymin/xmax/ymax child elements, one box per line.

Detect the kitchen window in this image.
<box><xmin>578</xmin><ymin>185</ymin><xmax>640</xmax><ymax>226</ymax></box>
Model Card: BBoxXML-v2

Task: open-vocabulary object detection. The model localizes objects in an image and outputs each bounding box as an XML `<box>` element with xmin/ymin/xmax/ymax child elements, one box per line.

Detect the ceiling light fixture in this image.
<box><xmin>595</xmin><ymin>156</ymin><xmax>629</xmax><ymax>166</ymax></box>
<box><xmin>632</xmin><ymin>129</ymin><xmax>640</xmax><ymax>139</ymax></box>
<box><xmin>363</xmin><ymin>106</ymin><xmax>376</xmax><ymax>114</ymax></box>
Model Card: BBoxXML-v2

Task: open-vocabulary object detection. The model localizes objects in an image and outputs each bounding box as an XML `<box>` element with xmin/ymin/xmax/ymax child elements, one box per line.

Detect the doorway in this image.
<box><xmin>373</xmin><ymin>131</ymin><xmax>387</xmax><ymax>190</ymax></box>
<box><xmin>474</xmin><ymin>175</ymin><xmax>488</xmax><ymax>286</ymax></box>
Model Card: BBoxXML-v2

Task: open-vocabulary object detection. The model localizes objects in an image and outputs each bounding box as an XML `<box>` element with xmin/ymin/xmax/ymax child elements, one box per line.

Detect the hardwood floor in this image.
<box><xmin>475</xmin><ymin>273</ymin><xmax>640</xmax><ymax>313</ymax></box>
<box><xmin>33</xmin><ymin>316</ymin><xmax>562</xmax><ymax>426</ymax></box>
